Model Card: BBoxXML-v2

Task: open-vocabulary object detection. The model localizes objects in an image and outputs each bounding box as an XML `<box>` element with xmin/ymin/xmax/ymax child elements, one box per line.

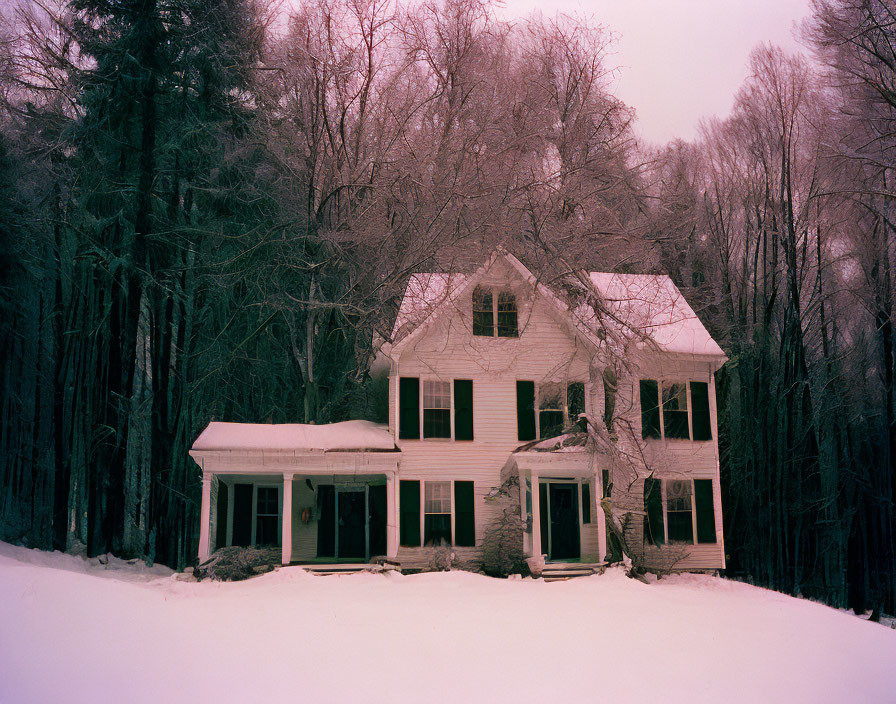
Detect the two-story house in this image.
<box><xmin>190</xmin><ymin>250</ymin><xmax>728</xmax><ymax>573</ymax></box>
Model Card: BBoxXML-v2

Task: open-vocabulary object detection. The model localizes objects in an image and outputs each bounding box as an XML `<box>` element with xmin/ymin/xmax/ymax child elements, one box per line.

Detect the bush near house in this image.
<box><xmin>194</xmin><ymin>547</ymin><xmax>281</xmax><ymax>582</ymax></box>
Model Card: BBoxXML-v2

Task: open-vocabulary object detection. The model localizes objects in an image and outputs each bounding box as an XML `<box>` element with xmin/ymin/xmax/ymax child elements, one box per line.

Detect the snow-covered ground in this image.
<box><xmin>1</xmin><ymin>542</ymin><xmax>894</xmax><ymax>704</ymax></box>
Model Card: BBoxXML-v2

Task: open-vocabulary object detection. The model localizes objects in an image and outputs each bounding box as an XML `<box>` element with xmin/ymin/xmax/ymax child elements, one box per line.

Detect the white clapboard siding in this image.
<box><xmin>386</xmin><ymin>257</ymin><xmax>726</xmax><ymax>571</ymax></box>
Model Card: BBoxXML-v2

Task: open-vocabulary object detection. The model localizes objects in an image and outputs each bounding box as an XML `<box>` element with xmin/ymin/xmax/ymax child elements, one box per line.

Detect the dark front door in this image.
<box><xmin>337</xmin><ymin>489</ymin><xmax>367</xmax><ymax>560</ymax></box>
<box><xmin>548</xmin><ymin>483</ymin><xmax>580</xmax><ymax>560</ymax></box>
<box><xmin>232</xmin><ymin>483</ymin><xmax>253</xmax><ymax>547</ymax></box>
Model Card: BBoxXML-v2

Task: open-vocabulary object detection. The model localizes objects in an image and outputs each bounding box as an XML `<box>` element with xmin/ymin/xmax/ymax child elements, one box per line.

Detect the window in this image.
<box><xmin>423</xmin><ymin>380</ymin><xmax>451</xmax><ymax>438</ymax></box>
<box><xmin>472</xmin><ymin>287</ymin><xmax>494</xmax><ymax>336</ymax></box>
<box><xmin>472</xmin><ymin>286</ymin><xmax>518</xmax><ymax>337</ymax></box>
<box><xmin>497</xmin><ymin>292</ymin><xmax>518</xmax><ymax>337</ymax></box>
<box><xmin>639</xmin><ymin>379</ymin><xmax>713</xmax><ymax>441</ymax></box>
<box><xmin>538</xmin><ymin>382</ymin><xmax>564</xmax><ymax>439</ymax></box>
<box><xmin>255</xmin><ymin>487</ymin><xmax>280</xmax><ymax>547</ymax></box>
<box><xmin>663</xmin><ymin>383</ymin><xmax>689</xmax><ymax>439</ymax></box>
<box><xmin>399</xmin><ymin>377</ymin><xmax>474</xmax><ymax>441</ymax></box>
<box><xmin>424</xmin><ymin>482</ymin><xmax>451</xmax><ymax>546</ymax></box>
<box><xmin>521</xmin><ymin>381</ymin><xmax>587</xmax><ymax>441</ymax></box>
<box><xmin>666</xmin><ymin>480</ymin><xmax>693</xmax><ymax>542</ymax></box>
<box><xmin>642</xmin><ymin>478</ymin><xmax>718</xmax><ymax>546</ymax></box>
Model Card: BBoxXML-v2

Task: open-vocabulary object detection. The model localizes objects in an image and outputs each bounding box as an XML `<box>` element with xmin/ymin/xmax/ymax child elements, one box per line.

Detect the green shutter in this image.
<box><xmin>581</xmin><ymin>482</ymin><xmax>592</xmax><ymax>524</ymax></box>
<box><xmin>399</xmin><ymin>377</ymin><xmax>420</xmax><ymax>439</ymax></box>
<box><xmin>454</xmin><ymin>380</ymin><xmax>474</xmax><ymax>441</ymax></box>
<box><xmin>454</xmin><ymin>481</ymin><xmax>475</xmax><ymax>546</ymax></box>
<box><xmin>691</xmin><ymin>381</ymin><xmax>712</xmax><ymax>441</ymax></box>
<box><xmin>538</xmin><ymin>482</ymin><xmax>549</xmax><ymax>555</ymax></box>
<box><xmin>694</xmin><ymin>479</ymin><xmax>717</xmax><ymax>543</ymax></box>
<box><xmin>400</xmin><ymin>480</ymin><xmax>421</xmax><ymax>546</ymax></box>
<box><xmin>517</xmin><ymin>380</ymin><xmax>536</xmax><ymax>441</ymax></box>
<box><xmin>643</xmin><ymin>477</ymin><xmax>664</xmax><ymax>545</ymax></box>
<box><xmin>640</xmin><ymin>380</ymin><xmax>661</xmax><ymax>439</ymax></box>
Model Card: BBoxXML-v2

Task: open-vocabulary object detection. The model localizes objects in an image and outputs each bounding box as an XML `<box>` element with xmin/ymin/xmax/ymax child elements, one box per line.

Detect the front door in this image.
<box><xmin>337</xmin><ymin>489</ymin><xmax>367</xmax><ymax>560</ymax></box>
<box><xmin>544</xmin><ymin>482</ymin><xmax>581</xmax><ymax>560</ymax></box>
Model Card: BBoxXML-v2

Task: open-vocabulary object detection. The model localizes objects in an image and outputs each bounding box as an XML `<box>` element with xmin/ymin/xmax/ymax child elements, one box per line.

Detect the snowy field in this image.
<box><xmin>1</xmin><ymin>542</ymin><xmax>894</xmax><ymax>704</ymax></box>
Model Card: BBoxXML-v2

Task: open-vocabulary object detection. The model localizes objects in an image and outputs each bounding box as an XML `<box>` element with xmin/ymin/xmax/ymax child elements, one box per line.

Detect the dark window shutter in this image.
<box><xmin>454</xmin><ymin>380</ymin><xmax>474</xmax><ymax>441</ymax></box>
<box><xmin>601</xmin><ymin>468</ymin><xmax>611</xmax><ymax>498</ymax></box>
<box><xmin>454</xmin><ymin>481</ymin><xmax>475</xmax><ymax>546</ymax></box>
<box><xmin>538</xmin><ymin>482</ymin><xmax>549</xmax><ymax>555</ymax></box>
<box><xmin>316</xmin><ymin>485</ymin><xmax>335</xmax><ymax>557</ymax></box>
<box><xmin>581</xmin><ymin>482</ymin><xmax>592</xmax><ymax>524</ymax></box>
<box><xmin>517</xmin><ymin>380</ymin><xmax>536</xmax><ymax>441</ymax></box>
<box><xmin>567</xmin><ymin>382</ymin><xmax>586</xmax><ymax>425</ymax></box>
<box><xmin>643</xmin><ymin>477</ymin><xmax>664</xmax><ymax>545</ymax></box>
<box><xmin>694</xmin><ymin>479</ymin><xmax>717</xmax><ymax>543</ymax></box>
<box><xmin>640</xmin><ymin>380</ymin><xmax>661</xmax><ymax>439</ymax></box>
<box><xmin>399</xmin><ymin>377</ymin><xmax>420</xmax><ymax>439</ymax></box>
<box><xmin>691</xmin><ymin>381</ymin><xmax>712</xmax><ymax>441</ymax></box>
<box><xmin>368</xmin><ymin>484</ymin><xmax>387</xmax><ymax>556</ymax></box>
<box><xmin>400</xmin><ymin>480</ymin><xmax>421</xmax><ymax>546</ymax></box>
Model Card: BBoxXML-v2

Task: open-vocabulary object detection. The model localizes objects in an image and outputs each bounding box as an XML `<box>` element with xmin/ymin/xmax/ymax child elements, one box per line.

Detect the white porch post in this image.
<box><xmin>386</xmin><ymin>470</ymin><xmax>399</xmax><ymax>558</ymax></box>
<box><xmin>198</xmin><ymin>473</ymin><xmax>212</xmax><ymax>563</ymax></box>
<box><xmin>519</xmin><ymin>467</ymin><xmax>530</xmax><ymax>555</ymax></box>
<box><xmin>282</xmin><ymin>472</ymin><xmax>294</xmax><ymax>565</ymax></box>
<box><xmin>531</xmin><ymin>471</ymin><xmax>542</xmax><ymax>558</ymax></box>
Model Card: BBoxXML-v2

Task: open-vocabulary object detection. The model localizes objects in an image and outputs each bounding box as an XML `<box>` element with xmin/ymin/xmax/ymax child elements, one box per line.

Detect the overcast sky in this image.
<box><xmin>498</xmin><ymin>0</ymin><xmax>813</xmax><ymax>145</ymax></box>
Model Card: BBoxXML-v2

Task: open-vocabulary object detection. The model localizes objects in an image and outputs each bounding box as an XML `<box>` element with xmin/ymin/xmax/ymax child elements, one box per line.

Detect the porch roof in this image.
<box><xmin>191</xmin><ymin>420</ymin><xmax>397</xmax><ymax>453</ymax></box>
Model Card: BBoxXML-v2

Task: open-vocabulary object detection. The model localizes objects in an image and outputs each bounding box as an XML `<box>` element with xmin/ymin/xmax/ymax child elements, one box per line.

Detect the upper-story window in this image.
<box><xmin>473</xmin><ymin>286</ymin><xmax>518</xmax><ymax>337</ymax></box>
<box><xmin>398</xmin><ymin>377</ymin><xmax>474</xmax><ymax>441</ymax></box>
<box><xmin>639</xmin><ymin>379</ymin><xmax>712</xmax><ymax>441</ymax></box>
<box><xmin>517</xmin><ymin>380</ymin><xmax>586</xmax><ymax>441</ymax></box>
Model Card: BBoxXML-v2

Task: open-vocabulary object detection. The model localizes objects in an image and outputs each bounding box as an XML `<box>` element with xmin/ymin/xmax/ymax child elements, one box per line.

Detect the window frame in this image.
<box><xmin>534</xmin><ymin>381</ymin><xmax>588</xmax><ymax>440</ymax></box>
<box><xmin>404</xmin><ymin>480</ymin><xmax>477</xmax><ymax>547</ymax></box>
<box><xmin>645</xmin><ymin>478</ymin><xmax>718</xmax><ymax>546</ymax></box>
<box><xmin>639</xmin><ymin>379</ymin><xmax>714</xmax><ymax>442</ymax></box>
<box><xmin>472</xmin><ymin>286</ymin><xmax>519</xmax><ymax>338</ymax></box>
<box><xmin>423</xmin><ymin>481</ymin><xmax>452</xmax><ymax>546</ymax></box>
<box><xmin>422</xmin><ymin>379</ymin><xmax>452</xmax><ymax>439</ymax></box>
<box><xmin>251</xmin><ymin>482</ymin><xmax>282</xmax><ymax>548</ymax></box>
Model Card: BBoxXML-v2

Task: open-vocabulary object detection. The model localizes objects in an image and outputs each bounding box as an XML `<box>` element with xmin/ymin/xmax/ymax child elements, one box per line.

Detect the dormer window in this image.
<box><xmin>472</xmin><ymin>286</ymin><xmax>518</xmax><ymax>337</ymax></box>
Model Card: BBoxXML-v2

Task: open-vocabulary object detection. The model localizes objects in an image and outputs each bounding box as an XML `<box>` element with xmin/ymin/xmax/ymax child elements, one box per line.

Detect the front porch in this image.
<box><xmin>198</xmin><ymin>470</ymin><xmax>400</xmax><ymax>565</ymax></box>
<box><xmin>515</xmin><ymin>450</ymin><xmax>607</xmax><ymax>565</ymax></box>
<box><xmin>190</xmin><ymin>420</ymin><xmax>401</xmax><ymax>566</ymax></box>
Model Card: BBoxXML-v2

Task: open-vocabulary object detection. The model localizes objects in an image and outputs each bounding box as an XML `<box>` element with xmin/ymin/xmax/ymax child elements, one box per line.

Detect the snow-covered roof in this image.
<box><xmin>391</xmin><ymin>272</ymin><xmax>466</xmax><ymax>343</ymax></box>
<box><xmin>389</xmin><ymin>253</ymin><xmax>726</xmax><ymax>360</ymax></box>
<box><xmin>191</xmin><ymin>420</ymin><xmax>396</xmax><ymax>452</ymax></box>
<box><xmin>588</xmin><ymin>273</ymin><xmax>725</xmax><ymax>358</ymax></box>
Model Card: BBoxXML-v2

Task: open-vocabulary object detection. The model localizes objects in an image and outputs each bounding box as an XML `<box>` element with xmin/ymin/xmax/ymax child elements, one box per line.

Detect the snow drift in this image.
<box><xmin>0</xmin><ymin>542</ymin><xmax>893</xmax><ymax>704</ymax></box>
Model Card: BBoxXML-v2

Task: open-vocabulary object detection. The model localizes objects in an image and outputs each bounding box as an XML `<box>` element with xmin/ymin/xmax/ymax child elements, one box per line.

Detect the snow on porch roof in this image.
<box><xmin>191</xmin><ymin>420</ymin><xmax>397</xmax><ymax>452</ymax></box>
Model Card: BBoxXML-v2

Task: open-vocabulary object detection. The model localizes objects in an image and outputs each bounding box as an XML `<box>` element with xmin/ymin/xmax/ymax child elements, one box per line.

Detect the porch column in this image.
<box><xmin>198</xmin><ymin>473</ymin><xmax>212</xmax><ymax>563</ymax></box>
<box><xmin>518</xmin><ymin>467</ymin><xmax>530</xmax><ymax>555</ymax></box>
<box><xmin>530</xmin><ymin>471</ymin><xmax>542</xmax><ymax>558</ymax></box>
<box><xmin>282</xmin><ymin>472</ymin><xmax>294</xmax><ymax>565</ymax></box>
<box><xmin>386</xmin><ymin>470</ymin><xmax>399</xmax><ymax>558</ymax></box>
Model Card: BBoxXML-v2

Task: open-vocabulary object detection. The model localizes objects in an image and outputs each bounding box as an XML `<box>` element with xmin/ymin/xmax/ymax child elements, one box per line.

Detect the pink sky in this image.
<box><xmin>498</xmin><ymin>0</ymin><xmax>813</xmax><ymax>145</ymax></box>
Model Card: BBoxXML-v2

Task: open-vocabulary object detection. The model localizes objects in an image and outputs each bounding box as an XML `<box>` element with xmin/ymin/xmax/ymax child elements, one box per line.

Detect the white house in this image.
<box><xmin>191</xmin><ymin>250</ymin><xmax>728</xmax><ymax>572</ymax></box>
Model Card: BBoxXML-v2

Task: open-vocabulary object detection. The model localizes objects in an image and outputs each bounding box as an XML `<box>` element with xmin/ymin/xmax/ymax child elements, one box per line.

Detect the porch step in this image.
<box><xmin>301</xmin><ymin>563</ymin><xmax>380</xmax><ymax>576</ymax></box>
<box><xmin>541</xmin><ymin>562</ymin><xmax>606</xmax><ymax>582</ymax></box>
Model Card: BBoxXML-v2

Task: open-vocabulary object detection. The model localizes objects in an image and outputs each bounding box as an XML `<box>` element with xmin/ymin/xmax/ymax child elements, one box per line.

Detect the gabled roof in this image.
<box><xmin>588</xmin><ymin>273</ymin><xmax>726</xmax><ymax>358</ymax></box>
<box><xmin>388</xmin><ymin>250</ymin><xmax>727</xmax><ymax>362</ymax></box>
<box><xmin>191</xmin><ymin>420</ymin><xmax>396</xmax><ymax>453</ymax></box>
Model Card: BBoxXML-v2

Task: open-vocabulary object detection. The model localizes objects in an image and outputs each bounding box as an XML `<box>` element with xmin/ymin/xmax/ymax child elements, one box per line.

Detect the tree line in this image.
<box><xmin>0</xmin><ymin>0</ymin><xmax>892</xmax><ymax>615</ymax></box>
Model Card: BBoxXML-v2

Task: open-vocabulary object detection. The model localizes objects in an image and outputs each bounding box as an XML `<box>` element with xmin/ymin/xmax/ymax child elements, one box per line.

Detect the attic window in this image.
<box><xmin>472</xmin><ymin>286</ymin><xmax>518</xmax><ymax>337</ymax></box>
